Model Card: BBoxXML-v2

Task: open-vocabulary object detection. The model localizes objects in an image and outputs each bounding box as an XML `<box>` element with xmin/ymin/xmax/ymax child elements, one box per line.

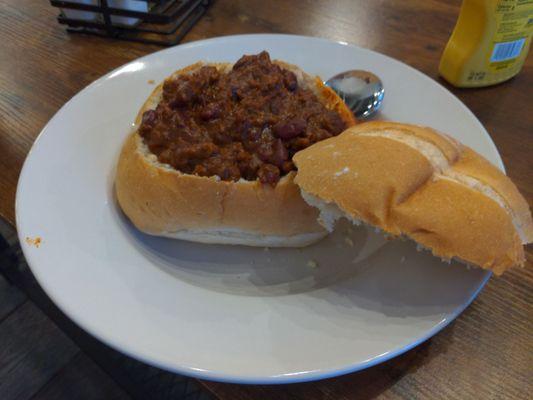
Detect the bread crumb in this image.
<box><xmin>307</xmin><ymin>259</ymin><xmax>318</xmax><ymax>268</ymax></box>
<box><xmin>400</xmin><ymin>256</ymin><xmax>406</xmax><ymax>263</ymax></box>
<box><xmin>332</xmin><ymin>151</ymin><xmax>341</xmax><ymax>157</ymax></box>
<box><xmin>344</xmin><ymin>237</ymin><xmax>354</xmax><ymax>247</ymax></box>
<box><xmin>25</xmin><ymin>236</ymin><xmax>42</xmax><ymax>248</ymax></box>
<box><xmin>147</xmin><ymin>79</ymin><xmax>155</xmax><ymax>84</ymax></box>
<box><xmin>334</xmin><ymin>167</ymin><xmax>350</xmax><ymax>177</ymax></box>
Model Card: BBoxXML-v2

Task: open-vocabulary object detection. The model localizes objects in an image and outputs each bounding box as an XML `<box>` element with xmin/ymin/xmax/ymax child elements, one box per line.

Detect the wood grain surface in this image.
<box><xmin>0</xmin><ymin>302</ymin><xmax>79</xmax><ymax>400</ymax></box>
<box><xmin>0</xmin><ymin>0</ymin><xmax>531</xmax><ymax>399</ymax></box>
<box><xmin>30</xmin><ymin>353</ymin><xmax>130</xmax><ymax>400</ymax></box>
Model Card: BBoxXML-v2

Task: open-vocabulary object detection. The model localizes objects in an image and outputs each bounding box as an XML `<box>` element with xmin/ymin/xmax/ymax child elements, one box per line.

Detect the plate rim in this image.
<box><xmin>15</xmin><ymin>33</ymin><xmax>496</xmax><ymax>384</ymax></box>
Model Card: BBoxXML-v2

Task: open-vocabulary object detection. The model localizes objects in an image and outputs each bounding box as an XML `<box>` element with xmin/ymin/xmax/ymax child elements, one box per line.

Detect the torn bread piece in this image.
<box><xmin>294</xmin><ymin>121</ymin><xmax>532</xmax><ymax>274</ymax></box>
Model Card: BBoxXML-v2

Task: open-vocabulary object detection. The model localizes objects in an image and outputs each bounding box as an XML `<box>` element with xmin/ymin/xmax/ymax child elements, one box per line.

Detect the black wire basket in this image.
<box><xmin>50</xmin><ymin>0</ymin><xmax>211</xmax><ymax>46</ymax></box>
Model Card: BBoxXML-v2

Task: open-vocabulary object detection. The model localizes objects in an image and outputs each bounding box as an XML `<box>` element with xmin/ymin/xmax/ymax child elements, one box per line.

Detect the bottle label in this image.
<box><xmin>490</xmin><ymin>0</ymin><xmax>533</xmax><ymax>71</ymax></box>
<box><xmin>490</xmin><ymin>38</ymin><xmax>526</xmax><ymax>61</ymax></box>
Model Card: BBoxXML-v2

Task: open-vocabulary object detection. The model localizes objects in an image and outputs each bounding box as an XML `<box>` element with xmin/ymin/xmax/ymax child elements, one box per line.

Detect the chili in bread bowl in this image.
<box><xmin>116</xmin><ymin>51</ymin><xmax>356</xmax><ymax>247</ymax></box>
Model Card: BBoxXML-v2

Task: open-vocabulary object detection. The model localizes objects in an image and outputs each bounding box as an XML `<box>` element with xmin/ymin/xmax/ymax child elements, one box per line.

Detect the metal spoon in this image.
<box><xmin>325</xmin><ymin>70</ymin><xmax>384</xmax><ymax>119</ymax></box>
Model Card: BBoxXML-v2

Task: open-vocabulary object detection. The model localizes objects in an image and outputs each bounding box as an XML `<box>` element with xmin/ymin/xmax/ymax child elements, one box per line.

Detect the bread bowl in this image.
<box><xmin>293</xmin><ymin>121</ymin><xmax>533</xmax><ymax>274</ymax></box>
<box><xmin>115</xmin><ymin>51</ymin><xmax>356</xmax><ymax>247</ymax></box>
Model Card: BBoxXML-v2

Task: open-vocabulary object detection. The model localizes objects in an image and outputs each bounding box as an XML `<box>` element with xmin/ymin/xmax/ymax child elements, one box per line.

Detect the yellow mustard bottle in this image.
<box><xmin>439</xmin><ymin>0</ymin><xmax>533</xmax><ymax>87</ymax></box>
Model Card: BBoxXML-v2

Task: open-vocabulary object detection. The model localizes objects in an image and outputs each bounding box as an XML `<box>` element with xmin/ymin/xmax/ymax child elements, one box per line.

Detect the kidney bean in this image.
<box><xmin>273</xmin><ymin>118</ymin><xmax>307</xmax><ymax>140</ymax></box>
<box><xmin>272</xmin><ymin>139</ymin><xmax>288</xmax><ymax>167</ymax></box>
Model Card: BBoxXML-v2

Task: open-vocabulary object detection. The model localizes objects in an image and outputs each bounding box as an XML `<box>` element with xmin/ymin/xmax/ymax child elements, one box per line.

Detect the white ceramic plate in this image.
<box><xmin>16</xmin><ymin>34</ymin><xmax>496</xmax><ymax>384</ymax></box>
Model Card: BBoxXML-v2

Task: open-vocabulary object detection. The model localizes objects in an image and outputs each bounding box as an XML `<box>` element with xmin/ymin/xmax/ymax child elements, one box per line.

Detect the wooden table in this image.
<box><xmin>1</xmin><ymin>0</ymin><xmax>531</xmax><ymax>399</ymax></box>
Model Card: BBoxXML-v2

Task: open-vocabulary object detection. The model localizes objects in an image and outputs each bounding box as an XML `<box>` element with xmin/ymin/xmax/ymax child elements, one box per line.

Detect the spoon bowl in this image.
<box><xmin>325</xmin><ymin>70</ymin><xmax>384</xmax><ymax>119</ymax></box>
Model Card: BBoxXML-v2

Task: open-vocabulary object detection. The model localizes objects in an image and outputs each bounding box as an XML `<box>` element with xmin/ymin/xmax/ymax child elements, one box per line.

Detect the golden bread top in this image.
<box><xmin>294</xmin><ymin>121</ymin><xmax>532</xmax><ymax>273</ymax></box>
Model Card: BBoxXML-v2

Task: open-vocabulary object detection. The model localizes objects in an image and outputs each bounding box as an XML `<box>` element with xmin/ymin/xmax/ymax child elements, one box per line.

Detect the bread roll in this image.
<box><xmin>293</xmin><ymin>121</ymin><xmax>532</xmax><ymax>274</ymax></box>
<box><xmin>116</xmin><ymin>58</ymin><xmax>356</xmax><ymax>247</ymax></box>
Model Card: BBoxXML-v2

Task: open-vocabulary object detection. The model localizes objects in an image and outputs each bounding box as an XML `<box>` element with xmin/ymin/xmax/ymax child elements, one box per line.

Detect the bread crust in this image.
<box><xmin>116</xmin><ymin>59</ymin><xmax>356</xmax><ymax>247</ymax></box>
<box><xmin>294</xmin><ymin>121</ymin><xmax>532</xmax><ymax>273</ymax></box>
